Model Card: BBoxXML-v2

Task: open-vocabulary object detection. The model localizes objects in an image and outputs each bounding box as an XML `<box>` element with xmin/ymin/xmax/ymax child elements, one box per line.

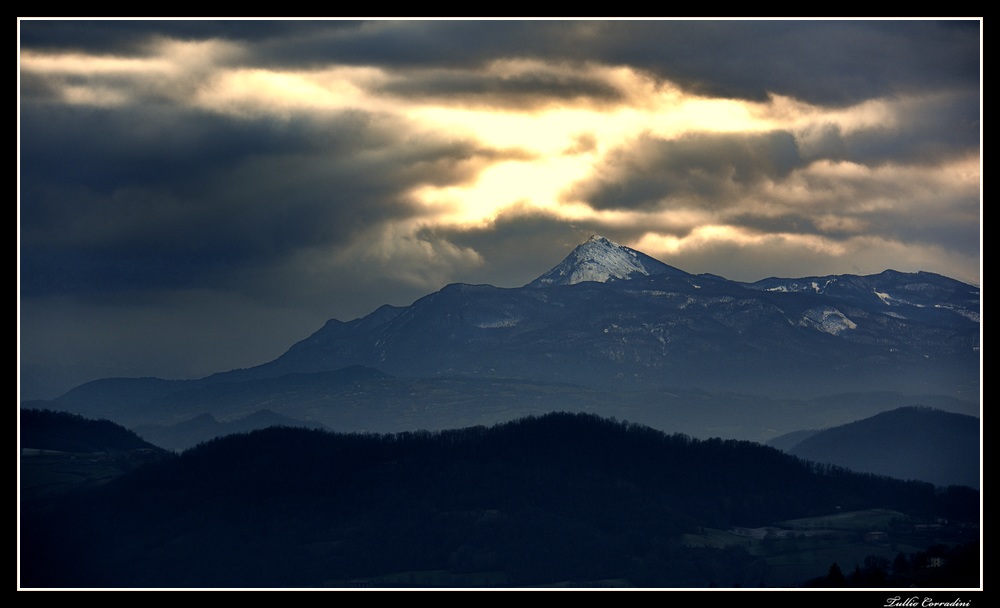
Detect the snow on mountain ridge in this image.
<box><xmin>528</xmin><ymin>235</ymin><xmax>680</xmax><ymax>287</ymax></box>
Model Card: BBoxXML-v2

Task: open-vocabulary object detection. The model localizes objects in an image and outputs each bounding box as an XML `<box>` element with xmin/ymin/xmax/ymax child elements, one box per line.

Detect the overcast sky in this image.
<box><xmin>18</xmin><ymin>19</ymin><xmax>982</xmax><ymax>398</ymax></box>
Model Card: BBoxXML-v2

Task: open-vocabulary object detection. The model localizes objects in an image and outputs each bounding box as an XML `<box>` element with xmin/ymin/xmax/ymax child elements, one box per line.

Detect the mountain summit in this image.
<box><xmin>527</xmin><ymin>235</ymin><xmax>686</xmax><ymax>287</ymax></box>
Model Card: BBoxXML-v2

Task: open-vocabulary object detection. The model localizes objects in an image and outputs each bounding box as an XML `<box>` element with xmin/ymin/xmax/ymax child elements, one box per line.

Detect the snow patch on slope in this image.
<box><xmin>875</xmin><ymin>289</ymin><xmax>930</xmax><ymax>308</ymax></box>
<box><xmin>874</xmin><ymin>290</ymin><xmax>893</xmax><ymax>305</ymax></box>
<box><xmin>764</xmin><ymin>278</ymin><xmax>835</xmax><ymax>294</ymax></box>
<box><xmin>476</xmin><ymin>317</ymin><xmax>521</xmax><ymax>328</ymax></box>
<box><xmin>935</xmin><ymin>304</ymin><xmax>980</xmax><ymax>322</ymax></box>
<box><xmin>799</xmin><ymin>307</ymin><xmax>857</xmax><ymax>335</ymax></box>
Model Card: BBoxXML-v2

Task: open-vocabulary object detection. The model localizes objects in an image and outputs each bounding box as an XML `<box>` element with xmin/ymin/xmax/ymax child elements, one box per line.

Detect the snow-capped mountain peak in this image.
<box><xmin>527</xmin><ymin>235</ymin><xmax>684</xmax><ymax>287</ymax></box>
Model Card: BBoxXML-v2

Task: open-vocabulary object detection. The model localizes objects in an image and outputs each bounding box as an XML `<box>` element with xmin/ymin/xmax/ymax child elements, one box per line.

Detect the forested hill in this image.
<box><xmin>21</xmin><ymin>412</ymin><xmax>978</xmax><ymax>588</ymax></box>
<box><xmin>20</xmin><ymin>408</ymin><xmax>163</xmax><ymax>453</ymax></box>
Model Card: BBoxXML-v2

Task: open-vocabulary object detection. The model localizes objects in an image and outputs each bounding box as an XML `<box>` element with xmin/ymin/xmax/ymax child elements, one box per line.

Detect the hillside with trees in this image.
<box><xmin>19</xmin><ymin>412</ymin><xmax>978</xmax><ymax>588</ymax></box>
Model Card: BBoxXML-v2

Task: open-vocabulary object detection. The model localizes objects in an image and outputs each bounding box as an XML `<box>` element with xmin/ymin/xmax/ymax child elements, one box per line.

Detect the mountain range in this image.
<box><xmin>38</xmin><ymin>235</ymin><xmax>980</xmax><ymax>443</ymax></box>
<box><xmin>215</xmin><ymin>235</ymin><xmax>979</xmax><ymax>394</ymax></box>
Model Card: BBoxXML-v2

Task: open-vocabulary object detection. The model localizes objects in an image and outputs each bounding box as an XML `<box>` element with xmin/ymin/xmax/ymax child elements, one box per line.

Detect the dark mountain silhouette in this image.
<box><xmin>18</xmin><ymin>412</ymin><xmax>978</xmax><ymax>588</ymax></box>
<box><xmin>133</xmin><ymin>409</ymin><xmax>330</xmax><ymax>452</ymax></box>
<box><xmin>19</xmin><ymin>409</ymin><xmax>173</xmax><ymax>501</ymax></box>
<box><xmin>20</xmin><ymin>408</ymin><xmax>163</xmax><ymax>454</ymax></box>
<box><xmin>766</xmin><ymin>428</ymin><xmax>821</xmax><ymax>452</ymax></box>
<box><xmin>776</xmin><ymin>407</ymin><xmax>980</xmax><ymax>489</ymax></box>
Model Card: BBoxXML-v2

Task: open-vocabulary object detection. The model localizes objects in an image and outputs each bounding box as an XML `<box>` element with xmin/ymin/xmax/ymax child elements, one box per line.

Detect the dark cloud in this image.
<box><xmin>18</xmin><ymin>20</ymin><xmax>361</xmax><ymax>56</ymax></box>
<box><xmin>856</xmin><ymin>198</ymin><xmax>981</xmax><ymax>259</ymax></box>
<box><xmin>19</xmin><ymin>20</ymin><xmax>179</xmax><ymax>55</ymax></box>
<box><xmin>726</xmin><ymin>214</ymin><xmax>841</xmax><ymax>240</ymax></box>
<box><xmin>714</xmin><ymin>186</ymin><xmax>979</xmax><ymax>259</ymax></box>
<box><xmin>418</xmin><ymin>206</ymin><xmax>594</xmax><ymax>287</ymax></box>
<box><xmin>655</xmin><ymin>238</ymin><xmax>852</xmax><ymax>283</ymax></box>
<box><xmin>569</xmin><ymin>87</ymin><xmax>979</xmax><ymax>212</ymax></box>
<box><xmin>18</xmin><ymin>94</ymin><xmax>528</xmax><ymax>387</ymax></box>
<box><xmin>332</xmin><ymin>20</ymin><xmax>977</xmax><ymax>107</ymax></box>
<box><xmin>794</xmin><ymin>123</ymin><xmax>851</xmax><ymax>163</ymax></box>
<box><xmin>568</xmin><ymin>131</ymin><xmax>803</xmax><ymax>211</ymax></box>
<box><xmin>375</xmin><ymin>67</ymin><xmax>626</xmax><ymax>110</ymax></box>
<box><xmin>243</xmin><ymin>21</ymin><xmax>573</xmax><ymax>71</ymax></box>
<box><xmin>418</xmin><ymin>205</ymin><xmax>692</xmax><ymax>288</ymax></box>
<box><xmin>845</xmin><ymin>93</ymin><xmax>980</xmax><ymax>166</ymax></box>
<box><xmin>17</xmin><ymin>20</ymin><xmax>563</xmax><ymax>71</ymax></box>
<box><xmin>20</xmin><ymin>20</ymin><xmax>981</xmax><ymax>107</ymax></box>
<box><xmin>570</xmin><ymin>20</ymin><xmax>980</xmax><ymax>106</ymax></box>
<box><xmin>20</xmin><ymin>102</ymin><xmax>524</xmax><ymax>298</ymax></box>
<box><xmin>793</xmin><ymin>93</ymin><xmax>979</xmax><ymax>169</ymax></box>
